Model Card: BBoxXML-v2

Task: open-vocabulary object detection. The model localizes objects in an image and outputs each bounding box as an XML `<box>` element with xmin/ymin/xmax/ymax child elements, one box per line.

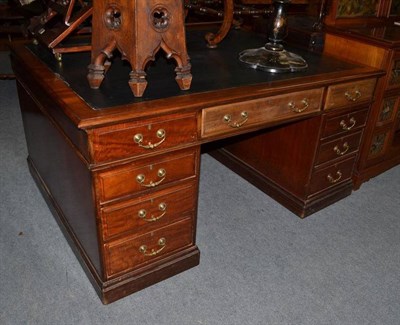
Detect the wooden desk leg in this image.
<box><xmin>205</xmin><ymin>0</ymin><xmax>234</xmax><ymax>48</ymax></box>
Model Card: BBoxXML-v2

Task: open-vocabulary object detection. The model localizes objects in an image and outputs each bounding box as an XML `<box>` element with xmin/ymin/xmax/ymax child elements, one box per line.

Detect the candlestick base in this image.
<box><xmin>238</xmin><ymin>44</ymin><xmax>307</xmax><ymax>73</ymax></box>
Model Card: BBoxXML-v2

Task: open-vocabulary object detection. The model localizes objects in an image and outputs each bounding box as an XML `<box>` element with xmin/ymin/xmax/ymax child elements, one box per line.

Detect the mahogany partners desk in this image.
<box><xmin>10</xmin><ymin>30</ymin><xmax>382</xmax><ymax>304</ymax></box>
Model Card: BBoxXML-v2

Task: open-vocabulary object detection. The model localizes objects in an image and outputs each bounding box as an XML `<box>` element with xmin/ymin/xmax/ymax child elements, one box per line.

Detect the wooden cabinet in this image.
<box><xmin>211</xmin><ymin>79</ymin><xmax>376</xmax><ymax>218</ymax></box>
<box><xmin>324</xmin><ymin>26</ymin><xmax>400</xmax><ymax>188</ymax></box>
<box><xmin>15</xmin><ymin>77</ymin><xmax>201</xmax><ymax>303</ymax></box>
<box><xmin>95</xmin><ymin>147</ymin><xmax>200</xmax><ymax>281</ymax></box>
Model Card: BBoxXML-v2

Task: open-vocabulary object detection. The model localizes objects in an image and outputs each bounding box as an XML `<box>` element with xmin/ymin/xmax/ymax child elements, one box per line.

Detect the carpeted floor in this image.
<box><xmin>1</xmin><ymin>79</ymin><xmax>400</xmax><ymax>324</ymax></box>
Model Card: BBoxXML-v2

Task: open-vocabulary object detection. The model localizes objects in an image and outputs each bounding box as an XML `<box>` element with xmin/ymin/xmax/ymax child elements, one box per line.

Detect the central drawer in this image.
<box><xmin>95</xmin><ymin>149</ymin><xmax>198</xmax><ymax>204</ymax></box>
<box><xmin>201</xmin><ymin>88</ymin><xmax>324</xmax><ymax>138</ymax></box>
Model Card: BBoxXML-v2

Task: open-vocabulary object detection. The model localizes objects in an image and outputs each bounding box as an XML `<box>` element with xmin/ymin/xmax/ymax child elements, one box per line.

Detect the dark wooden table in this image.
<box><xmin>10</xmin><ymin>29</ymin><xmax>383</xmax><ymax>304</ymax></box>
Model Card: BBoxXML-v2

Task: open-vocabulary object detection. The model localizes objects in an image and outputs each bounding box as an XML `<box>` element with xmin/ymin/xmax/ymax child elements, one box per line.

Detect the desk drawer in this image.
<box><xmin>309</xmin><ymin>156</ymin><xmax>356</xmax><ymax>195</ymax></box>
<box><xmin>321</xmin><ymin>108</ymin><xmax>368</xmax><ymax>139</ymax></box>
<box><xmin>315</xmin><ymin>130</ymin><xmax>363</xmax><ymax>166</ymax></box>
<box><xmin>324</xmin><ymin>78</ymin><xmax>376</xmax><ymax>110</ymax></box>
<box><xmin>90</xmin><ymin>114</ymin><xmax>197</xmax><ymax>163</ymax></box>
<box><xmin>105</xmin><ymin>217</ymin><xmax>193</xmax><ymax>277</ymax></box>
<box><xmin>201</xmin><ymin>88</ymin><xmax>323</xmax><ymax>138</ymax></box>
<box><xmin>96</xmin><ymin>149</ymin><xmax>198</xmax><ymax>203</ymax></box>
<box><xmin>101</xmin><ymin>183</ymin><xmax>197</xmax><ymax>241</ymax></box>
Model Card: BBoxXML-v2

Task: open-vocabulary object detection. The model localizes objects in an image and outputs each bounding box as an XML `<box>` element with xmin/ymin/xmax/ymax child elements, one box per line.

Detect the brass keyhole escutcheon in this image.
<box><xmin>104</xmin><ymin>6</ymin><xmax>122</xmax><ymax>30</ymax></box>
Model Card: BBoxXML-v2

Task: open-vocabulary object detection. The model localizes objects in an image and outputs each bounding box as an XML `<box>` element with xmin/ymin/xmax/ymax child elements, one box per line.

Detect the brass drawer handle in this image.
<box><xmin>288</xmin><ymin>98</ymin><xmax>309</xmax><ymax>113</ymax></box>
<box><xmin>223</xmin><ymin>111</ymin><xmax>248</xmax><ymax>128</ymax></box>
<box><xmin>139</xmin><ymin>237</ymin><xmax>166</xmax><ymax>257</ymax></box>
<box><xmin>138</xmin><ymin>203</ymin><xmax>167</xmax><ymax>222</ymax></box>
<box><xmin>340</xmin><ymin>117</ymin><xmax>356</xmax><ymax>131</ymax></box>
<box><xmin>333</xmin><ymin>142</ymin><xmax>350</xmax><ymax>156</ymax></box>
<box><xmin>327</xmin><ymin>170</ymin><xmax>342</xmax><ymax>184</ymax></box>
<box><xmin>136</xmin><ymin>168</ymin><xmax>166</xmax><ymax>188</ymax></box>
<box><xmin>345</xmin><ymin>90</ymin><xmax>361</xmax><ymax>102</ymax></box>
<box><xmin>133</xmin><ymin>129</ymin><xmax>166</xmax><ymax>149</ymax></box>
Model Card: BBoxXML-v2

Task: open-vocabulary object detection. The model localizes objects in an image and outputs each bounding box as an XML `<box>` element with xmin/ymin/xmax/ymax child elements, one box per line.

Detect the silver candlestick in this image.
<box><xmin>239</xmin><ymin>0</ymin><xmax>307</xmax><ymax>73</ymax></box>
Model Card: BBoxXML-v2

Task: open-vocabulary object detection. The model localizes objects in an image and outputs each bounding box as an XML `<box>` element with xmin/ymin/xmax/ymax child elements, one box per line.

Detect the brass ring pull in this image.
<box><xmin>288</xmin><ymin>98</ymin><xmax>309</xmax><ymax>113</ymax></box>
<box><xmin>333</xmin><ymin>142</ymin><xmax>350</xmax><ymax>156</ymax></box>
<box><xmin>133</xmin><ymin>129</ymin><xmax>166</xmax><ymax>149</ymax></box>
<box><xmin>340</xmin><ymin>117</ymin><xmax>356</xmax><ymax>131</ymax></box>
<box><xmin>345</xmin><ymin>90</ymin><xmax>361</xmax><ymax>102</ymax></box>
<box><xmin>136</xmin><ymin>168</ymin><xmax>166</xmax><ymax>188</ymax></box>
<box><xmin>223</xmin><ymin>111</ymin><xmax>248</xmax><ymax>128</ymax></box>
<box><xmin>327</xmin><ymin>170</ymin><xmax>342</xmax><ymax>184</ymax></box>
<box><xmin>139</xmin><ymin>237</ymin><xmax>166</xmax><ymax>257</ymax></box>
<box><xmin>138</xmin><ymin>203</ymin><xmax>167</xmax><ymax>222</ymax></box>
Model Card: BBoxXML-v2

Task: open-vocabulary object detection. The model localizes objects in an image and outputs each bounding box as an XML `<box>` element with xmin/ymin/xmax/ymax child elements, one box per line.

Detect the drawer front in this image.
<box><xmin>101</xmin><ymin>183</ymin><xmax>197</xmax><ymax>241</ymax></box>
<box><xmin>321</xmin><ymin>108</ymin><xmax>368</xmax><ymax>139</ymax></box>
<box><xmin>309</xmin><ymin>156</ymin><xmax>356</xmax><ymax>195</ymax></box>
<box><xmin>201</xmin><ymin>88</ymin><xmax>323</xmax><ymax>138</ymax></box>
<box><xmin>105</xmin><ymin>217</ymin><xmax>193</xmax><ymax>277</ymax></box>
<box><xmin>90</xmin><ymin>114</ymin><xmax>197</xmax><ymax>163</ymax></box>
<box><xmin>96</xmin><ymin>149</ymin><xmax>198</xmax><ymax>203</ymax></box>
<box><xmin>315</xmin><ymin>130</ymin><xmax>363</xmax><ymax>166</ymax></box>
<box><xmin>324</xmin><ymin>78</ymin><xmax>376</xmax><ymax>110</ymax></box>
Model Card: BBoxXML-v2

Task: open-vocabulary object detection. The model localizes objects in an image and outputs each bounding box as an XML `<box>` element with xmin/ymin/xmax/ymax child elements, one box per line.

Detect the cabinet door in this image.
<box><xmin>387</xmin><ymin>53</ymin><xmax>400</xmax><ymax>91</ymax></box>
<box><xmin>376</xmin><ymin>96</ymin><xmax>399</xmax><ymax>126</ymax></box>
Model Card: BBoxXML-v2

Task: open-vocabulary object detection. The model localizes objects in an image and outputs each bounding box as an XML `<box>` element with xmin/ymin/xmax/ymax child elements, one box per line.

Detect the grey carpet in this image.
<box><xmin>1</xmin><ymin>79</ymin><xmax>400</xmax><ymax>325</ymax></box>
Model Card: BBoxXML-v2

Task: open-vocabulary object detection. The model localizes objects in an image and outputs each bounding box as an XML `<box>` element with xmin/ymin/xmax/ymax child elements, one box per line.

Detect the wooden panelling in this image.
<box><xmin>324</xmin><ymin>34</ymin><xmax>388</xmax><ymax>69</ymax></box>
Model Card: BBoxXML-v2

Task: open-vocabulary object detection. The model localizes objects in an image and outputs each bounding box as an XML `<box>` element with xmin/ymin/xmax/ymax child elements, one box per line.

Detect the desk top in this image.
<box><xmin>10</xmin><ymin>29</ymin><xmax>382</xmax><ymax>128</ymax></box>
